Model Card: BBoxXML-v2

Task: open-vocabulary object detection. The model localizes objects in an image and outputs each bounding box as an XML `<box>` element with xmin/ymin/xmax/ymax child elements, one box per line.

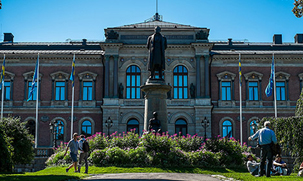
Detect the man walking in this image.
<box><xmin>249</xmin><ymin>121</ymin><xmax>277</xmax><ymax>177</ymax></box>
<box><xmin>64</xmin><ymin>133</ymin><xmax>79</xmax><ymax>172</ymax></box>
<box><xmin>78</xmin><ymin>134</ymin><xmax>89</xmax><ymax>173</ymax></box>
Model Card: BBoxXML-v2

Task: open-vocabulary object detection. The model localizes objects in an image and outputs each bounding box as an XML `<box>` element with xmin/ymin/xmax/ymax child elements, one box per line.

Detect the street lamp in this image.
<box><xmin>49</xmin><ymin>120</ymin><xmax>63</xmax><ymax>148</ymax></box>
<box><xmin>105</xmin><ymin>117</ymin><xmax>113</xmax><ymax>136</ymax></box>
<box><xmin>201</xmin><ymin>117</ymin><xmax>210</xmax><ymax>142</ymax></box>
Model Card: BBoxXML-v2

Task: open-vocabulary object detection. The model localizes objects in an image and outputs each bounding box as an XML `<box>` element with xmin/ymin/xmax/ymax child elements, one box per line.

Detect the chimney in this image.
<box><xmin>294</xmin><ymin>34</ymin><xmax>303</xmax><ymax>43</ymax></box>
<box><xmin>4</xmin><ymin>33</ymin><xmax>14</xmax><ymax>43</ymax></box>
<box><xmin>82</xmin><ymin>39</ymin><xmax>87</xmax><ymax>46</ymax></box>
<box><xmin>228</xmin><ymin>38</ymin><xmax>232</xmax><ymax>46</ymax></box>
<box><xmin>273</xmin><ymin>34</ymin><xmax>282</xmax><ymax>44</ymax></box>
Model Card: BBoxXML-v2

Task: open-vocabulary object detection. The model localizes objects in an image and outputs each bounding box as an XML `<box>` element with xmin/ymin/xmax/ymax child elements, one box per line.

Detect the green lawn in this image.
<box><xmin>1</xmin><ymin>166</ymin><xmax>303</xmax><ymax>181</ymax></box>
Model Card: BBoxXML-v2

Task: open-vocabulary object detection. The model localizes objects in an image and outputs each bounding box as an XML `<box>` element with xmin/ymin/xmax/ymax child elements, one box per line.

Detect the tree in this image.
<box><xmin>293</xmin><ymin>0</ymin><xmax>303</xmax><ymax>18</ymax></box>
<box><xmin>0</xmin><ymin>124</ymin><xmax>12</xmax><ymax>172</ymax></box>
<box><xmin>0</xmin><ymin>117</ymin><xmax>34</xmax><ymax>170</ymax></box>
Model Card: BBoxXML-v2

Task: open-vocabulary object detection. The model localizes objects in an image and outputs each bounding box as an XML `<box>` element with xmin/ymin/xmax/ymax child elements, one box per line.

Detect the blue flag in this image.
<box><xmin>239</xmin><ymin>54</ymin><xmax>242</xmax><ymax>86</ymax></box>
<box><xmin>70</xmin><ymin>54</ymin><xmax>75</xmax><ymax>87</ymax></box>
<box><xmin>27</xmin><ymin>56</ymin><xmax>39</xmax><ymax>101</ymax></box>
<box><xmin>0</xmin><ymin>54</ymin><xmax>5</xmax><ymax>90</ymax></box>
<box><xmin>265</xmin><ymin>54</ymin><xmax>275</xmax><ymax>97</ymax></box>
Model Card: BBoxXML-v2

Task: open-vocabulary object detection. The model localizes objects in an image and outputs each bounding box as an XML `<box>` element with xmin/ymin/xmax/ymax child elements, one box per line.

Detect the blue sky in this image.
<box><xmin>0</xmin><ymin>0</ymin><xmax>302</xmax><ymax>43</ymax></box>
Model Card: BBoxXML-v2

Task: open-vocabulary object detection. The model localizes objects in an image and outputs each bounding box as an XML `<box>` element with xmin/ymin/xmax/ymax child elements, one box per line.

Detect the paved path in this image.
<box><xmin>82</xmin><ymin>173</ymin><xmax>222</xmax><ymax>181</ymax></box>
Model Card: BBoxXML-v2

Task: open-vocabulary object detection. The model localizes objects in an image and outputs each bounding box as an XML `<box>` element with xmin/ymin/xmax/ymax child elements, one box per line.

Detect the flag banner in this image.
<box><xmin>27</xmin><ymin>56</ymin><xmax>39</xmax><ymax>101</ymax></box>
<box><xmin>239</xmin><ymin>54</ymin><xmax>242</xmax><ymax>86</ymax></box>
<box><xmin>265</xmin><ymin>54</ymin><xmax>275</xmax><ymax>97</ymax></box>
<box><xmin>0</xmin><ymin>54</ymin><xmax>5</xmax><ymax>90</ymax></box>
<box><xmin>70</xmin><ymin>54</ymin><xmax>75</xmax><ymax>87</ymax></box>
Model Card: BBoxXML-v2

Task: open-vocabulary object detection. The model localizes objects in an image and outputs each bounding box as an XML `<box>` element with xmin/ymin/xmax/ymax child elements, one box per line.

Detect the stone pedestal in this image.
<box><xmin>141</xmin><ymin>79</ymin><xmax>171</xmax><ymax>133</ymax></box>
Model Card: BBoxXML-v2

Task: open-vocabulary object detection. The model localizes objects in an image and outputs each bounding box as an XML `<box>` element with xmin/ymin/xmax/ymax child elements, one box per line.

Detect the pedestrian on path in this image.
<box><xmin>78</xmin><ymin>134</ymin><xmax>89</xmax><ymax>173</ymax></box>
<box><xmin>64</xmin><ymin>133</ymin><xmax>79</xmax><ymax>173</ymax></box>
<box><xmin>249</xmin><ymin>121</ymin><xmax>277</xmax><ymax>177</ymax></box>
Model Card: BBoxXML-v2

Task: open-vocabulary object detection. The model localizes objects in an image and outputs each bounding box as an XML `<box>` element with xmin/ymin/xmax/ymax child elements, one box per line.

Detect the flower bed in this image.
<box><xmin>46</xmin><ymin>131</ymin><xmax>253</xmax><ymax>168</ymax></box>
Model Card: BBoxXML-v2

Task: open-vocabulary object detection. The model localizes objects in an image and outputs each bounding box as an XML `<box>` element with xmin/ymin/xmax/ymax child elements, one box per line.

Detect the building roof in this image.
<box><xmin>115</xmin><ymin>20</ymin><xmax>200</xmax><ymax>29</ymax></box>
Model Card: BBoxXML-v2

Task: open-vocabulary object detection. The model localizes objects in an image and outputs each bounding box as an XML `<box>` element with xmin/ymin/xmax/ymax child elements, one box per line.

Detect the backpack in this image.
<box><xmin>82</xmin><ymin>140</ymin><xmax>90</xmax><ymax>152</ymax></box>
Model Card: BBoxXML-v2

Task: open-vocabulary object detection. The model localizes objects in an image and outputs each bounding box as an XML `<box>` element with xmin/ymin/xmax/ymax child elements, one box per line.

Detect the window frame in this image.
<box><xmin>127</xmin><ymin>119</ymin><xmax>139</xmax><ymax>134</ymax></box>
<box><xmin>81</xmin><ymin>120</ymin><xmax>92</xmax><ymax>137</ymax></box>
<box><xmin>175</xmin><ymin>118</ymin><xmax>188</xmax><ymax>136</ymax></box>
<box><xmin>126</xmin><ymin>65</ymin><xmax>141</xmax><ymax>99</ymax></box>
<box><xmin>173</xmin><ymin>65</ymin><xmax>188</xmax><ymax>99</ymax></box>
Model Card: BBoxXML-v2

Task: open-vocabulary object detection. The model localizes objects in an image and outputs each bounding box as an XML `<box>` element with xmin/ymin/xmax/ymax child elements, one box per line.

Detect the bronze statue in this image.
<box><xmin>148</xmin><ymin>111</ymin><xmax>161</xmax><ymax>133</ymax></box>
<box><xmin>147</xmin><ymin>26</ymin><xmax>167</xmax><ymax>80</ymax></box>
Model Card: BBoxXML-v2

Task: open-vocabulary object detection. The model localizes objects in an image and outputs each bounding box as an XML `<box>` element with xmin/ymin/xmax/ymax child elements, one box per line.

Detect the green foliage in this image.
<box><xmin>293</xmin><ymin>0</ymin><xmax>303</xmax><ymax>18</ymax></box>
<box><xmin>0</xmin><ymin>124</ymin><xmax>12</xmax><ymax>172</ymax></box>
<box><xmin>0</xmin><ymin>117</ymin><xmax>34</xmax><ymax>169</ymax></box>
<box><xmin>295</xmin><ymin>89</ymin><xmax>303</xmax><ymax>116</ymax></box>
<box><xmin>47</xmin><ymin>130</ymin><xmax>252</xmax><ymax>169</ymax></box>
<box><xmin>203</xmin><ymin>136</ymin><xmax>250</xmax><ymax>166</ymax></box>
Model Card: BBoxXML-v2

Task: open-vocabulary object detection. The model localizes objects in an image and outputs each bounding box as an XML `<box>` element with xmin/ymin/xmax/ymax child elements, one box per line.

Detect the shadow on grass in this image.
<box><xmin>0</xmin><ymin>175</ymin><xmax>79</xmax><ymax>181</ymax></box>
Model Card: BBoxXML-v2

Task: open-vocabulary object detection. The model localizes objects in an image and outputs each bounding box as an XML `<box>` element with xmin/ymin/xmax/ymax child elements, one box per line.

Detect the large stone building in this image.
<box><xmin>1</xmin><ymin>14</ymin><xmax>303</xmax><ymax>147</ymax></box>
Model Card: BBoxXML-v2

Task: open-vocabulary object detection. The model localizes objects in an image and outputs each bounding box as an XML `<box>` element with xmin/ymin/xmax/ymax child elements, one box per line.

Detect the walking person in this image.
<box><xmin>78</xmin><ymin>134</ymin><xmax>89</xmax><ymax>174</ymax></box>
<box><xmin>248</xmin><ymin>121</ymin><xmax>277</xmax><ymax>177</ymax></box>
<box><xmin>64</xmin><ymin>133</ymin><xmax>79</xmax><ymax>172</ymax></box>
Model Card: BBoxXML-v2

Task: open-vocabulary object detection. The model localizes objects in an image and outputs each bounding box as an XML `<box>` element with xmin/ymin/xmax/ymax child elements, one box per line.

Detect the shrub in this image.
<box><xmin>0</xmin><ymin>124</ymin><xmax>12</xmax><ymax>172</ymax></box>
<box><xmin>104</xmin><ymin>147</ymin><xmax>129</xmax><ymax>165</ymax></box>
<box><xmin>174</xmin><ymin>134</ymin><xmax>203</xmax><ymax>152</ymax></box>
<box><xmin>167</xmin><ymin>147</ymin><xmax>190</xmax><ymax>166</ymax></box>
<box><xmin>89</xmin><ymin>149</ymin><xmax>108</xmax><ymax>165</ymax></box>
<box><xmin>128</xmin><ymin>147</ymin><xmax>150</xmax><ymax>166</ymax></box>
<box><xmin>0</xmin><ymin>117</ymin><xmax>34</xmax><ymax>170</ymax></box>
<box><xmin>189</xmin><ymin>149</ymin><xmax>219</xmax><ymax>167</ymax></box>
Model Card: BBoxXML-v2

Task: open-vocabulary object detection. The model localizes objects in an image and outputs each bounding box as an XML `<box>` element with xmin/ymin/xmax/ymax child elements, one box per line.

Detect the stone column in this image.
<box><xmin>195</xmin><ymin>55</ymin><xmax>201</xmax><ymax>98</ymax></box>
<box><xmin>104</xmin><ymin>55</ymin><xmax>110</xmax><ymax>98</ymax></box>
<box><xmin>113</xmin><ymin>55</ymin><xmax>119</xmax><ymax>98</ymax></box>
<box><xmin>204</xmin><ymin>55</ymin><xmax>210</xmax><ymax>98</ymax></box>
<box><xmin>141</xmin><ymin>80</ymin><xmax>171</xmax><ymax>133</ymax></box>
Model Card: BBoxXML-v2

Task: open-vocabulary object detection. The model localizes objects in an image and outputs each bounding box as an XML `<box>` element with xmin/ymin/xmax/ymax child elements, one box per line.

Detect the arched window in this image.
<box><xmin>26</xmin><ymin>120</ymin><xmax>35</xmax><ymax>137</ymax></box>
<box><xmin>173</xmin><ymin>65</ymin><xmax>188</xmax><ymax>99</ymax></box>
<box><xmin>126</xmin><ymin>65</ymin><xmax>141</xmax><ymax>99</ymax></box>
<box><xmin>175</xmin><ymin>119</ymin><xmax>187</xmax><ymax>136</ymax></box>
<box><xmin>81</xmin><ymin>120</ymin><xmax>92</xmax><ymax>137</ymax></box>
<box><xmin>56</xmin><ymin>120</ymin><xmax>64</xmax><ymax>140</ymax></box>
<box><xmin>249</xmin><ymin>119</ymin><xmax>259</xmax><ymax>136</ymax></box>
<box><xmin>127</xmin><ymin>119</ymin><xmax>139</xmax><ymax>134</ymax></box>
<box><xmin>222</xmin><ymin>120</ymin><xmax>232</xmax><ymax>138</ymax></box>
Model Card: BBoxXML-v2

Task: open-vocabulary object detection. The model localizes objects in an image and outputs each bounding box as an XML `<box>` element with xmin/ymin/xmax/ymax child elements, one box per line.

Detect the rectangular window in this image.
<box><xmin>4</xmin><ymin>81</ymin><xmax>10</xmax><ymax>101</ymax></box>
<box><xmin>83</xmin><ymin>82</ymin><xmax>93</xmax><ymax>101</ymax></box>
<box><xmin>221</xmin><ymin>82</ymin><xmax>231</xmax><ymax>101</ymax></box>
<box><xmin>28</xmin><ymin>81</ymin><xmax>37</xmax><ymax>101</ymax></box>
<box><xmin>276</xmin><ymin>82</ymin><xmax>286</xmax><ymax>101</ymax></box>
<box><xmin>55</xmin><ymin>81</ymin><xmax>65</xmax><ymax>101</ymax></box>
<box><xmin>249</xmin><ymin>82</ymin><xmax>258</xmax><ymax>101</ymax></box>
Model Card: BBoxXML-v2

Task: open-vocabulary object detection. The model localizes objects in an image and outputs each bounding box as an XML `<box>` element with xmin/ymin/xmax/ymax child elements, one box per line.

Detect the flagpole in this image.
<box><xmin>1</xmin><ymin>54</ymin><xmax>4</xmax><ymax>121</ymax></box>
<box><xmin>70</xmin><ymin>54</ymin><xmax>75</xmax><ymax>139</ymax></box>
<box><xmin>273</xmin><ymin>53</ymin><xmax>277</xmax><ymax>118</ymax></box>
<box><xmin>35</xmin><ymin>53</ymin><xmax>39</xmax><ymax>148</ymax></box>
<box><xmin>239</xmin><ymin>53</ymin><xmax>243</xmax><ymax>145</ymax></box>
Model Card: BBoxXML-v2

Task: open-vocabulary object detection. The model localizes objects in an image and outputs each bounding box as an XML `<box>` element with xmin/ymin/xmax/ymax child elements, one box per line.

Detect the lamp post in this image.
<box><xmin>49</xmin><ymin>120</ymin><xmax>63</xmax><ymax>148</ymax></box>
<box><xmin>201</xmin><ymin>117</ymin><xmax>210</xmax><ymax>142</ymax></box>
<box><xmin>105</xmin><ymin>117</ymin><xmax>113</xmax><ymax>136</ymax></box>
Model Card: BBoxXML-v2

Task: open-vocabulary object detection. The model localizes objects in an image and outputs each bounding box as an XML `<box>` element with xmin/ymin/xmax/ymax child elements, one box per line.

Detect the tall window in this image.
<box><xmin>126</xmin><ymin>65</ymin><xmax>141</xmax><ymax>99</ymax></box>
<box><xmin>27</xmin><ymin>81</ymin><xmax>37</xmax><ymax>101</ymax></box>
<box><xmin>248</xmin><ymin>82</ymin><xmax>258</xmax><ymax>101</ymax></box>
<box><xmin>249</xmin><ymin>120</ymin><xmax>259</xmax><ymax>136</ymax></box>
<box><xmin>26</xmin><ymin>120</ymin><xmax>35</xmax><ymax>137</ymax></box>
<box><xmin>81</xmin><ymin>120</ymin><xmax>92</xmax><ymax>137</ymax></box>
<box><xmin>83</xmin><ymin>82</ymin><xmax>93</xmax><ymax>101</ymax></box>
<box><xmin>56</xmin><ymin>120</ymin><xmax>64</xmax><ymax>140</ymax></box>
<box><xmin>175</xmin><ymin>119</ymin><xmax>187</xmax><ymax>136</ymax></box>
<box><xmin>222</xmin><ymin>120</ymin><xmax>232</xmax><ymax>138</ymax></box>
<box><xmin>55</xmin><ymin>81</ymin><xmax>65</xmax><ymax>100</ymax></box>
<box><xmin>4</xmin><ymin>81</ymin><xmax>10</xmax><ymax>100</ymax></box>
<box><xmin>221</xmin><ymin>82</ymin><xmax>231</xmax><ymax>101</ymax></box>
<box><xmin>173</xmin><ymin>65</ymin><xmax>188</xmax><ymax>99</ymax></box>
<box><xmin>127</xmin><ymin>119</ymin><xmax>139</xmax><ymax>134</ymax></box>
<box><xmin>276</xmin><ymin>82</ymin><xmax>286</xmax><ymax>101</ymax></box>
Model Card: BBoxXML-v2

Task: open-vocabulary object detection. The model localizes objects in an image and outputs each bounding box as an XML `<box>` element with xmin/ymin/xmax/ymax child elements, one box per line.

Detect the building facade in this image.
<box><xmin>1</xmin><ymin>15</ymin><xmax>303</xmax><ymax>147</ymax></box>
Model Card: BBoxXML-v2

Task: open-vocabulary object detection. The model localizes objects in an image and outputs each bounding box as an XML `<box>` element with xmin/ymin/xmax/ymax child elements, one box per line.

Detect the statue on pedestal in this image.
<box><xmin>147</xmin><ymin>26</ymin><xmax>167</xmax><ymax>80</ymax></box>
<box><xmin>148</xmin><ymin>111</ymin><xmax>161</xmax><ymax>133</ymax></box>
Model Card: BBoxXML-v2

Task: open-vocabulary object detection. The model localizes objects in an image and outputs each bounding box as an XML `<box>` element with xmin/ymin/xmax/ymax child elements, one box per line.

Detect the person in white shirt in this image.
<box><xmin>247</xmin><ymin>155</ymin><xmax>260</xmax><ymax>176</ymax></box>
<box><xmin>78</xmin><ymin>134</ymin><xmax>89</xmax><ymax>173</ymax></box>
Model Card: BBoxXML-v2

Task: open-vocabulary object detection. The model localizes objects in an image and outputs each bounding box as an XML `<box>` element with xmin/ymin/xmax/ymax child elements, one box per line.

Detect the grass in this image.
<box><xmin>1</xmin><ymin>166</ymin><xmax>303</xmax><ymax>181</ymax></box>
